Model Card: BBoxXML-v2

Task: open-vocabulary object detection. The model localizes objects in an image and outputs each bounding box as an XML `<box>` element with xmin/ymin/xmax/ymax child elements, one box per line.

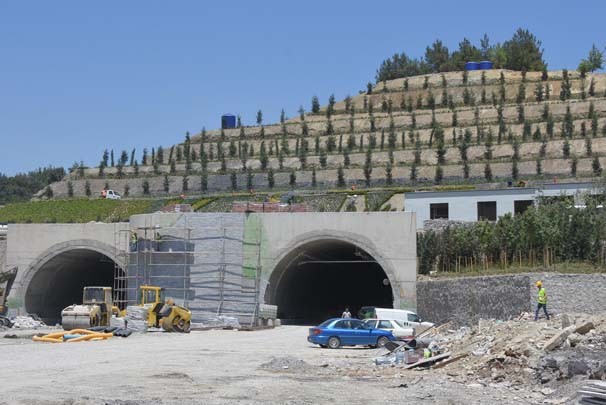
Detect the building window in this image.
<box><xmin>430</xmin><ymin>203</ymin><xmax>449</xmax><ymax>219</ymax></box>
<box><xmin>514</xmin><ymin>200</ymin><xmax>533</xmax><ymax>215</ymax></box>
<box><xmin>477</xmin><ymin>201</ymin><xmax>497</xmax><ymax>221</ymax></box>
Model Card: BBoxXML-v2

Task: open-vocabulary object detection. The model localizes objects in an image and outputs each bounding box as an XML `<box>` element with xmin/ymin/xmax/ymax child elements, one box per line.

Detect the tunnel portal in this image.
<box><xmin>266</xmin><ymin>239</ymin><xmax>394</xmax><ymax>324</ymax></box>
<box><xmin>25</xmin><ymin>249</ymin><xmax>122</xmax><ymax>324</ymax></box>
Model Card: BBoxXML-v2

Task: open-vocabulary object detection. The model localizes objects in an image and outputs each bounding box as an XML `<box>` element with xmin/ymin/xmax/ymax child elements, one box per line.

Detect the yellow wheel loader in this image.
<box><xmin>61</xmin><ymin>287</ymin><xmax>115</xmax><ymax>330</ymax></box>
<box><xmin>138</xmin><ymin>285</ymin><xmax>191</xmax><ymax>333</ymax></box>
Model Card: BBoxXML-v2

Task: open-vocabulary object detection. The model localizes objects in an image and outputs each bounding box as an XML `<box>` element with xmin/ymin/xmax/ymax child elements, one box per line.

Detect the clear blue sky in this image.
<box><xmin>1</xmin><ymin>1</ymin><xmax>604</xmax><ymax>175</ymax></box>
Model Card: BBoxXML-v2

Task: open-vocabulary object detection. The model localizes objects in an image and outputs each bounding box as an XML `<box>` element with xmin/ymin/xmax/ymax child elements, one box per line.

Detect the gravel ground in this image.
<box><xmin>0</xmin><ymin>326</ymin><xmax>586</xmax><ymax>404</ymax></box>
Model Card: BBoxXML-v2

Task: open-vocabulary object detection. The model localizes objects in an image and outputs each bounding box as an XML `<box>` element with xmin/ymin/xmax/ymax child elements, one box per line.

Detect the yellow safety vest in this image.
<box><xmin>538</xmin><ymin>287</ymin><xmax>547</xmax><ymax>304</ymax></box>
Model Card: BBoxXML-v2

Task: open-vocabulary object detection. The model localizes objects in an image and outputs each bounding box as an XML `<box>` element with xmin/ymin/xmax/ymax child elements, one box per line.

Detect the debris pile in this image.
<box><xmin>408</xmin><ymin>313</ymin><xmax>606</xmax><ymax>384</ymax></box>
<box><xmin>10</xmin><ymin>315</ymin><xmax>47</xmax><ymax>329</ymax></box>
<box><xmin>371</xmin><ymin>312</ymin><xmax>606</xmax><ymax>390</ymax></box>
<box><xmin>260</xmin><ymin>356</ymin><xmax>311</xmax><ymax>372</ymax></box>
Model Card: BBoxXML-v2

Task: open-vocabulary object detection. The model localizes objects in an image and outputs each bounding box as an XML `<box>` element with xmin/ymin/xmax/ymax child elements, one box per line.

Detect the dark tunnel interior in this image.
<box><xmin>268</xmin><ymin>240</ymin><xmax>393</xmax><ymax>324</ymax></box>
<box><xmin>25</xmin><ymin>249</ymin><xmax>121</xmax><ymax>325</ymax></box>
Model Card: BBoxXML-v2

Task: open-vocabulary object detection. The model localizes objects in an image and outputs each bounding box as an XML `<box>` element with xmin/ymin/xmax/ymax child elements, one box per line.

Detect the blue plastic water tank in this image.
<box><xmin>221</xmin><ymin>114</ymin><xmax>236</xmax><ymax>129</ymax></box>
<box><xmin>479</xmin><ymin>61</ymin><xmax>494</xmax><ymax>70</ymax></box>
<box><xmin>465</xmin><ymin>61</ymin><xmax>479</xmax><ymax>71</ymax></box>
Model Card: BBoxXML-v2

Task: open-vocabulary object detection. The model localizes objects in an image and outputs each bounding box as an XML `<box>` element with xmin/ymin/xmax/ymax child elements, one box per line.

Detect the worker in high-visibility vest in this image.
<box><xmin>534</xmin><ymin>280</ymin><xmax>550</xmax><ymax>321</ymax></box>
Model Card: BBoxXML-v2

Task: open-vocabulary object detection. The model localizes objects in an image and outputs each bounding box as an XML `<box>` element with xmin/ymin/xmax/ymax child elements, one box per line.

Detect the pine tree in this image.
<box><xmin>592</xmin><ymin>155</ymin><xmax>602</xmax><ymax>176</ymax></box>
<box><xmin>200</xmin><ymin>169</ymin><xmax>208</xmax><ymax>193</ymax></box>
<box><xmin>536</xmin><ymin>159</ymin><xmax>542</xmax><ymax>176</ymax></box>
<box><xmin>534</xmin><ymin>83</ymin><xmax>544</xmax><ymax>102</ymax></box>
<box><xmin>260</xmin><ymin>142</ymin><xmax>268</xmax><ymax>170</ymax></box>
<box><xmin>484</xmin><ymin>163</ymin><xmax>493</xmax><ymax>181</ymax></box>
<box><xmin>571</xmin><ymin>156</ymin><xmax>578</xmax><ymax>177</ymax></box>
<box><xmin>517</xmin><ymin>104</ymin><xmax>525</xmax><ymax>124</ymax></box>
<box><xmin>563</xmin><ymin>140</ymin><xmax>571</xmax><ymax>158</ymax></box>
<box><xmin>134</xmin><ymin>160</ymin><xmax>139</xmax><ymax>176</ymax></box>
<box><xmin>380</xmin><ymin>130</ymin><xmax>385</xmax><ymax>150</ymax></box>
<box><xmin>410</xmin><ymin>163</ymin><xmax>418</xmax><ymax>183</ymax></box>
<box><xmin>434</xmin><ymin>165</ymin><xmax>443</xmax><ymax>185</ymax></box>
<box><xmin>516</xmin><ymin>82</ymin><xmax>526</xmax><ymax>103</ymax></box>
<box><xmin>385</xmin><ymin>162</ymin><xmax>393</xmax><ymax>186</ymax></box>
<box><xmin>512</xmin><ymin>160</ymin><xmax>519</xmax><ymax>180</ymax></box>
<box><xmin>142</xmin><ymin>180</ymin><xmax>150</xmax><ymax>195</ymax></box>
<box><xmin>84</xmin><ymin>180</ymin><xmax>91</xmax><ymax>197</ymax></box>
<box><xmin>347</xmin><ymin>134</ymin><xmax>356</xmax><ymax>150</ymax></box>
<box><xmin>311</xmin><ymin>166</ymin><xmax>317</xmax><ymax>188</ymax></box>
<box><xmin>229</xmin><ymin>140</ymin><xmax>237</xmax><ymax>157</ymax></box>
<box><xmin>182</xmin><ymin>175</ymin><xmax>189</xmax><ymax>192</ymax></box>
<box><xmin>67</xmin><ymin>181</ymin><xmax>74</xmax><ymax>198</ymax></box>
<box><xmin>585</xmin><ymin>136</ymin><xmax>593</xmax><ymax>157</ymax></box>
<box><xmin>267</xmin><ymin>168</ymin><xmax>275</xmax><ymax>188</ymax></box>
<box><xmin>560</xmin><ymin>69</ymin><xmax>572</xmax><ymax>100</ymax></box>
<box><xmin>246</xmin><ymin>168</ymin><xmax>253</xmax><ymax>190</ymax></box>
<box><xmin>337</xmin><ymin>165</ymin><xmax>345</xmax><ymax>187</ymax></box>
<box><xmin>564</xmin><ymin>105</ymin><xmax>574</xmax><ymax>138</ymax></box>
<box><xmin>311</xmin><ymin>96</ymin><xmax>320</xmax><ymax>113</ymax></box>
<box><xmin>363</xmin><ymin>147</ymin><xmax>373</xmax><ymax>187</ymax></box>
<box><xmin>343</xmin><ymin>149</ymin><xmax>350</xmax><ymax>167</ymax></box>
<box><xmin>289</xmin><ymin>170</ymin><xmax>296</xmax><ymax>187</ymax></box>
<box><xmin>319</xmin><ymin>149</ymin><xmax>327</xmax><ymax>168</ymax></box>
<box><xmin>157</xmin><ymin>146</ymin><xmax>164</xmax><ymax>164</ymax></box>
<box><xmin>230</xmin><ymin>171</ymin><xmax>238</xmax><ymax>190</ymax></box>
<box><xmin>163</xmin><ymin>175</ymin><xmax>170</xmax><ymax>192</ymax></box>
<box><xmin>170</xmin><ymin>160</ymin><xmax>176</xmax><ymax>174</ymax></box>
<box><xmin>256</xmin><ymin>110</ymin><xmax>263</xmax><ymax>126</ymax></box>
<box><xmin>176</xmin><ymin>146</ymin><xmax>183</xmax><ymax>162</ymax></box>
<box><xmin>539</xmin><ymin>138</ymin><xmax>547</xmax><ymax>158</ymax></box>
<box><xmin>110</xmin><ymin>150</ymin><xmax>115</xmax><ymax>167</ymax></box>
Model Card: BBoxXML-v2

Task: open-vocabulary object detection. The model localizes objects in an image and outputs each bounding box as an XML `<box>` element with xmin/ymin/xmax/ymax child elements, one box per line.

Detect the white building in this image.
<box><xmin>404</xmin><ymin>182</ymin><xmax>601</xmax><ymax>229</ymax></box>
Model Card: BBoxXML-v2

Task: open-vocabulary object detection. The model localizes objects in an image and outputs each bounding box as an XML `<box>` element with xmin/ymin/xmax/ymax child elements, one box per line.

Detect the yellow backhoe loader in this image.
<box><xmin>61</xmin><ymin>286</ymin><xmax>115</xmax><ymax>330</ymax></box>
<box><xmin>137</xmin><ymin>285</ymin><xmax>191</xmax><ymax>333</ymax></box>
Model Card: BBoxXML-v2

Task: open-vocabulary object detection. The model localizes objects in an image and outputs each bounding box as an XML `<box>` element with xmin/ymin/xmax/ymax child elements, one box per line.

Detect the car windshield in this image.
<box><xmin>408</xmin><ymin>313</ymin><xmax>421</xmax><ymax>322</ymax></box>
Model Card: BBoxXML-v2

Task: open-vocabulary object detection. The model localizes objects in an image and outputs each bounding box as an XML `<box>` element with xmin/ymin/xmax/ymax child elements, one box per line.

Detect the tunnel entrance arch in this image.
<box><xmin>22</xmin><ymin>240</ymin><xmax>125</xmax><ymax>325</ymax></box>
<box><xmin>265</xmin><ymin>238</ymin><xmax>395</xmax><ymax>324</ymax></box>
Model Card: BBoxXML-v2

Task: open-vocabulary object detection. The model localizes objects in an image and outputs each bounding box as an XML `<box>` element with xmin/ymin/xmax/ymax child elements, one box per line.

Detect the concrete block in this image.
<box><xmin>544</xmin><ymin>326</ymin><xmax>576</xmax><ymax>352</ymax></box>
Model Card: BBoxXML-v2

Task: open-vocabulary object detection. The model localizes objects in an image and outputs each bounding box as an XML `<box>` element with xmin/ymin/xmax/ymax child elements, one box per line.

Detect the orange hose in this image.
<box><xmin>32</xmin><ymin>336</ymin><xmax>63</xmax><ymax>343</ymax></box>
<box><xmin>65</xmin><ymin>332</ymin><xmax>113</xmax><ymax>343</ymax></box>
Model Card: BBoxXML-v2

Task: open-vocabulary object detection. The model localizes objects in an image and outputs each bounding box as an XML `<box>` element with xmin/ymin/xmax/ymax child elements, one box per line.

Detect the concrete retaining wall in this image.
<box><xmin>417</xmin><ymin>272</ymin><xmax>606</xmax><ymax>326</ymax></box>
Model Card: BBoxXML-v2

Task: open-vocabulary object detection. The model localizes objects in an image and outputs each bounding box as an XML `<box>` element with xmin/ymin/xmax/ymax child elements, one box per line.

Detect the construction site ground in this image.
<box><xmin>1</xmin><ymin>319</ymin><xmax>603</xmax><ymax>405</ymax></box>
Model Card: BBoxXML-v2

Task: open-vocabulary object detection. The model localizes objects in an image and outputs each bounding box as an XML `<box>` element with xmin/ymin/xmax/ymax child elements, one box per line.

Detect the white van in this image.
<box><xmin>358</xmin><ymin>307</ymin><xmax>433</xmax><ymax>330</ymax></box>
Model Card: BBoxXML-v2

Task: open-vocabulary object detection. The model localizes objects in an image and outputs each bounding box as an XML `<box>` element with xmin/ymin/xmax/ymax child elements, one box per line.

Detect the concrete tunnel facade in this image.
<box><xmin>6</xmin><ymin>212</ymin><xmax>417</xmax><ymax>325</ymax></box>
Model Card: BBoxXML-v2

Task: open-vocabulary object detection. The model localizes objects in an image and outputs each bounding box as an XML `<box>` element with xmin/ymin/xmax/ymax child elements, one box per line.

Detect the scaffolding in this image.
<box><xmin>113</xmin><ymin>214</ymin><xmax>264</xmax><ymax>325</ymax></box>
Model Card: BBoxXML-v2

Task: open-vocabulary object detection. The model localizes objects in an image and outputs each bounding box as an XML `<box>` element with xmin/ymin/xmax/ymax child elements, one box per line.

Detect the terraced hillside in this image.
<box><xmin>42</xmin><ymin>69</ymin><xmax>606</xmax><ymax>198</ymax></box>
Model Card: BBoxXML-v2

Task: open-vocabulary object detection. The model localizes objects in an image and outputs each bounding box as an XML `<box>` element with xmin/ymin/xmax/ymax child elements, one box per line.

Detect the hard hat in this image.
<box><xmin>535</xmin><ymin>281</ymin><xmax>543</xmax><ymax>287</ymax></box>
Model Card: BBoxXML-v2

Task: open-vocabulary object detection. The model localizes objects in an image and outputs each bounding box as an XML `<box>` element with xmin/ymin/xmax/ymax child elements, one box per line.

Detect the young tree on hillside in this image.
<box><xmin>560</xmin><ymin>69</ymin><xmax>572</xmax><ymax>101</ymax></box>
<box><xmin>502</xmin><ymin>28</ymin><xmax>546</xmax><ymax>71</ymax></box>
<box><xmin>110</xmin><ymin>150</ymin><xmax>115</xmax><ymax>167</ymax></box>
<box><xmin>579</xmin><ymin>44</ymin><xmax>604</xmax><ymax>72</ymax></box>
<box><xmin>364</xmin><ymin>147</ymin><xmax>373</xmax><ymax>187</ymax></box>
<box><xmin>327</xmin><ymin>94</ymin><xmax>336</xmax><ymax>117</ymax></box>
<box><xmin>84</xmin><ymin>181</ymin><xmax>91</xmax><ymax>197</ymax></box>
<box><xmin>267</xmin><ymin>168</ymin><xmax>275</xmax><ymax>188</ymax></box>
<box><xmin>311</xmin><ymin>96</ymin><xmax>320</xmax><ymax>114</ymax></box>
<box><xmin>256</xmin><ymin>110</ymin><xmax>263</xmax><ymax>126</ymax></box>
<box><xmin>182</xmin><ymin>175</ymin><xmax>189</xmax><ymax>192</ymax></box>
<box><xmin>163</xmin><ymin>174</ymin><xmax>170</xmax><ymax>193</ymax></box>
<box><xmin>142</xmin><ymin>180</ymin><xmax>150</xmax><ymax>195</ymax></box>
<box><xmin>102</xmin><ymin>149</ymin><xmax>109</xmax><ymax>167</ymax></box>
<box><xmin>289</xmin><ymin>170</ymin><xmax>296</xmax><ymax>188</ymax></box>
<box><xmin>280</xmin><ymin>109</ymin><xmax>286</xmax><ymax>124</ymax></box>
<box><xmin>337</xmin><ymin>165</ymin><xmax>345</xmax><ymax>188</ymax></box>
<box><xmin>385</xmin><ymin>162</ymin><xmax>393</xmax><ymax>186</ymax></box>
<box><xmin>592</xmin><ymin>155</ymin><xmax>602</xmax><ymax>176</ymax></box>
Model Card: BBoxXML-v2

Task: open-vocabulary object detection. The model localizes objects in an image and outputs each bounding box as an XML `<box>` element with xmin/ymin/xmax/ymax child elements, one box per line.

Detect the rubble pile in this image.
<box><xmin>418</xmin><ymin>312</ymin><xmax>606</xmax><ymax>387</ymax></box>
<box><xmin>191</xmin><ymin>315</ymin><xmax>241</xmax><ymax>330</ymax></box>
<box><xmin>10</xmin><ymin>315</ymin><xmax>47</xmax><ymax>329</ymax></box>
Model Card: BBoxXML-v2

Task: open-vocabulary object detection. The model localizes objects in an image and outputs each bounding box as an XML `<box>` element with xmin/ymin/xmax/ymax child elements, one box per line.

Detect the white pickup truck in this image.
<box><xmin>102</xmin><ymin>190</ymin><xmax>121</xmax><ymax>200</ymax></box>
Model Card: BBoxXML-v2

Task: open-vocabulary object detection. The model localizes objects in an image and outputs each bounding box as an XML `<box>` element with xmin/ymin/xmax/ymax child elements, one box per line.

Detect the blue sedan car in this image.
<box><xmin>308</xmin><ymin>318</ymin><xmax>396</xmax><ymax>349</ymax></box>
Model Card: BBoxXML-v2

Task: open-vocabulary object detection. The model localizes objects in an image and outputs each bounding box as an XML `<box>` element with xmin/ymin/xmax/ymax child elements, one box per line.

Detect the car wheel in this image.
<box><xmin>377</xmin><ymin>336</ymin><xmax>390</xmax><ymax>348</ymax></box>
<box><xmin>327</xmin><ymin>337</ymin><xmax>341</xmax><ymax>349</ymax></box>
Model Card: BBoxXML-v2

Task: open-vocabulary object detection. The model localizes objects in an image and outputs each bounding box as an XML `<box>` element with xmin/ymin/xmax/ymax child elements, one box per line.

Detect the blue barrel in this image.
<box><xmin>221</xmin><ymin>114</ymin><xmax>236</xmax><ymax>129</ymax></box>
<box><xmin>479</xmin><ymin>60</ymin><xmax>493</xmax><ymax>70</ymax></box>
<box><xmin>465</xmin><ymin>61</ymin><xmax>479</xmax><ymax>71</ymax></box>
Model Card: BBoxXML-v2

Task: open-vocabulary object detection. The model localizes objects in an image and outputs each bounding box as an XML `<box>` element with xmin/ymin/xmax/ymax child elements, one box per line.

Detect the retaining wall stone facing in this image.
<box><xmin>417</xmin><ymin>272</ymin><xmax>606</xmax><ymax>326</ymax></box>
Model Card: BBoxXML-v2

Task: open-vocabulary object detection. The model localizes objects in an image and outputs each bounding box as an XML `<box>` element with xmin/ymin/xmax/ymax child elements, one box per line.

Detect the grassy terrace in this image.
<box><xmin>0</xmin><ymin>199</ymin><xmax>160</xmax><ymax>223</ymax></box>
<box><xmin>0</xmin><ymin>184</ymin><xmax>477</xmax><ymax>223</ymax></box>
